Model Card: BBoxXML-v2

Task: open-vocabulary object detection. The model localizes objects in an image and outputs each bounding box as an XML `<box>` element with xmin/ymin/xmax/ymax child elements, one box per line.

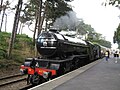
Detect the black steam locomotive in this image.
<box><xmin>20</xmin><ymin>29</ymin><xmax>107</xmax><ymax>85</ymax></box>
<box><xmin>36</xmin><ymin>29</ymin><xmax>89</xmax><ymax>59</ymax></box>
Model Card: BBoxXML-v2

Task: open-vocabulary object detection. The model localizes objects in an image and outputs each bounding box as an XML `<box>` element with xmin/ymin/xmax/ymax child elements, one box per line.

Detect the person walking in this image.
<box><xmin>114</xmin><ymin>51</ymin><xmax>119</xmax><ymax>63</ymax></box>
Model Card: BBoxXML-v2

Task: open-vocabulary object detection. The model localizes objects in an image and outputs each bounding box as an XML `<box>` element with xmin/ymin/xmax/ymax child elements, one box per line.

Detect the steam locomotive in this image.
<box><xmin>37</xmin><ymin>29</ymin><xmax>89</xmax><ymax>59</ymax></box>
<box><xmin>20</xmin><ymin>29</ymin><xmax>107</xmax><ymax>85</ymax></box>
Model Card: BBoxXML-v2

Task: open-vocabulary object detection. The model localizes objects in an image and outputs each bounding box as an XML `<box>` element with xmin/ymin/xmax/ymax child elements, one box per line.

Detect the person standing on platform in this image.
<box><xmin>107</xmin><ymin>50</ymin><xmax>110</xmax><ymax>58</ymax></box>
<box><xmin>105</xmin><ymin>50</ymin><xmax>109</xmax><ymax>61</ymax></box>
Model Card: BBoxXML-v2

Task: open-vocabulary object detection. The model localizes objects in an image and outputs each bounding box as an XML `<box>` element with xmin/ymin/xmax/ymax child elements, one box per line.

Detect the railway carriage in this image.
<box><xmin>93</xmin><ymin>44</ymin><xmax>101</xmax><ymax>59</ymax></box>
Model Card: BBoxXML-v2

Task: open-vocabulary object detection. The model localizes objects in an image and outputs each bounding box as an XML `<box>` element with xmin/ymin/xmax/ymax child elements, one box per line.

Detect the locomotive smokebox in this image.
<box><xmin>36</xmin><ymin>31</ymin><xmax>57</xmax><ymax>57</ymax></box>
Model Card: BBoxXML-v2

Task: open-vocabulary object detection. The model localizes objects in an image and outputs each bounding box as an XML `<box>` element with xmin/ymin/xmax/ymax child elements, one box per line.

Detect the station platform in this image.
<box><xmin>29</xmin><ymin>56</ymin><xmax>120</xmax><ymax>90</ymax></box>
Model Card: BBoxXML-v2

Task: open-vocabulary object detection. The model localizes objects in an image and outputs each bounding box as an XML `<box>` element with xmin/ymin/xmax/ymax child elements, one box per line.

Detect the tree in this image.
<box><xmin>46</xmin><ymin>0</ymin><xmax>72</xmax><ymax>26</ymax></box>
<box><xmin>6</xmin><ymin>0</ymin><xmax>74</xmax><ymax>57</ymax></box>
<box><xmin>8</xmin><ymin>0</ymin><xmax>23</xmax><ymax>58</ymax></box>
<box><xmin>20</xmin><ymin>0</ymin><xmax>73</xmax><ymax>31</ymax></box>
<box><xmin>113</xmin><ymin>31</ymin><xmax>117</xmax><ymax>43</ymax></box>
<box><xmin>20</xmin><ymin>0</ymin><xmax>73</xmax><ymax>42</ymax></box>
<box><xmin>113</xmin><ymin>24</ymin><xmax>120</xmax><ymax>49</ymax></box>
<box><xmin>98</xmin><ymin>39</ymin><xmax>111</xmax><ymax>48</ymax></box>
<box><xmin>76</xmin><ymin>20</ymin><xmax>88</xmax><ymax>35</ymax></box>
<box><xmin>76</xmin><ymin>20</ymin><xmax>95</xmax><ymax>39</ymax></box>
<box><xmin>0</xmin><ymin>0</ymin><xmax>10</xmax><ymax>32</ymax></box>
<box><xmin>76</xmin><ymin>20</ymin><xmax>111</xmax><ymax>48</ymax></box>
<box><xmin>0</xmin><ymin>0</ymin><xmax>3</xmax><ymax>15</ymax></box>
<box><xmin>103</xmin><ymin>0</ymin><xmax>120</xmax><ymax>7</ymax></box>
<box><xmin>4</xmin><ymin>13</ymin><xmax>7</xmax><ymax>32</ymax></box>
<box><xmin>0</xmin><ymin>5</ymin><xmax>6</xmax><ymax>31</ymax></box>
<box><xmin>103</xmin><ymin>0</ymin><xmax>120</xmax><ymax>48</ymax></box>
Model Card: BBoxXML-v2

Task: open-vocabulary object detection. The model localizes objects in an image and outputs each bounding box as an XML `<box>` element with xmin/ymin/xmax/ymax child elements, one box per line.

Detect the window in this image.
<box><xmin>50</xmin><ymin>63</ymin><xmax>60</xmax><ymax>70</ymax></box>
<box><xmin>38</xmin><ymin>61</ymin><xmax>49</xmax><ymax>68</ymax></box>
<box><xmin>24</xmin><ymin>62</ymin><xmax>31</xmax><ymax>67</ymax></box>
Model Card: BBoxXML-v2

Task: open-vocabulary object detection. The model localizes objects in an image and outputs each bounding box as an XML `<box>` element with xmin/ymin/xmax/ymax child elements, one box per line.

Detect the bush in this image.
<box><xmin>0</xmin><ymin>32</ymin><xmax>34</xmax><ymax>66</ymax></box>
<box><xmin>0</xmin><ymin>49</ymin><xmax>7</xmax><ymax>59</ymax></box>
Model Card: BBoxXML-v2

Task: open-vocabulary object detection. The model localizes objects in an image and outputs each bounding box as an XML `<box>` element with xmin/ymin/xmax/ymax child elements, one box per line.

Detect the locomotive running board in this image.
<box><xmin>30</xmin><ymin>55</ymin><xmax>89</xmax><ymax>63</ymax></box>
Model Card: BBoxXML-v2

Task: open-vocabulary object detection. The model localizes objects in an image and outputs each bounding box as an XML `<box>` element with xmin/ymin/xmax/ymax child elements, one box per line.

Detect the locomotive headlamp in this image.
<box><xmin>20</xmin><ymin>65</ymin><xmax>24</xmax><ymax>69</ymax></box>
<box><xmin>43</xmin><ymin>41</ymin><xmax>47</xmax><ymax>46</ymax></box>
<box><xmin>20</xmin><ymin>68</ymin><xmax>28</xmax><ymax>75</ymax></box>
<box><xmin>43</xmin><ymin>71</ymin><xmax>49</xmax><ymax>79</ymax></box>
<box><xmin>20</xmin><ymin>68</ymin><xmax>24</xmax><ymax>74</ymax></box>
<box><xmin>28</xmin><ymin>68</ymin><xmax>32</xmax><ymax>71</ymax></box>
<box><xmin>20</xmin><ymin>65</ymin><xmax>25</xmax><ymax>74</ymax></box>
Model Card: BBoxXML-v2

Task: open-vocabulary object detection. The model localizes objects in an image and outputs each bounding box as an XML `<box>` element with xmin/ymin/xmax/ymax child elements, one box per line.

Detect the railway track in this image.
<box><xmin>20</xmin><ymin>85</ymin><xmax>34</xmax><ymax>90</ymax></box>
<box><xmin>0</xmin><ymin>74</ymin><xmax>27</xmax><ymax>87</ymax></box>
<box><xmin>0</xmin><ymin>60</ymin><xmax>93</xmax><ymax>90</ymax></box>
<box><xmin>20</xmin><ymin>60</ymin><xmax>95</xmax><ymax>90</ymax></box>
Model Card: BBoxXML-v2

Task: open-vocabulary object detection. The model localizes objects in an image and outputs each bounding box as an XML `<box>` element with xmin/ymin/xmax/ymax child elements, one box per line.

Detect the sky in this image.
<box><xmin>1</xmin><ymin>0</ymin><xmax>120</xmax><ymax>48</ymax></box>
<box><xmin>68</xmin><ymin>0</ymin><xmax>120</xmax><ymax>48</ymax></box>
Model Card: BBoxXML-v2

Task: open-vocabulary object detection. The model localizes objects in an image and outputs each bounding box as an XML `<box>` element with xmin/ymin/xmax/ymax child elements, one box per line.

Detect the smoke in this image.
<box><xmin>53</xmin><ymin>11</ymin><xmax>80</xmax><ymax>30</ymax></box>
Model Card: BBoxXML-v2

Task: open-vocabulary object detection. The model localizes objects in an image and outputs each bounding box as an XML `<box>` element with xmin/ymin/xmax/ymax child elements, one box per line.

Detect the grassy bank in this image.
<box><xmin>0</xmin><ymin>32</ymin><xmax>35</xmax><ymax>69</ymax></box>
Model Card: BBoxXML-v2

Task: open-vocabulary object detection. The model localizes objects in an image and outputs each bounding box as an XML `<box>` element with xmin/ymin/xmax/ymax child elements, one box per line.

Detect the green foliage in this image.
<box><xmin>12</xmin><ymin>52</ymin><xmax>25</xmax><ymax>63</ymax></box>
<box><xmin>0</xmin><ymin>32</ymin><xmax>34</xmax><ymax>65</ymax></box>
<box><xmin>20</xmin><ymin>0</ymin><xmax>73</xmax><ymax>26</ymax></box>
<box><xmin>0</xmin><ymin>32</ymin><xmax>10</xmax><ymax>58</ymax></box>
<box><xmin>88</xmin><ymin>34</ymin><xmax>111</xmax><ymax>48</ymax></box>
<box><xmin>113</xmin><ymin>24</ymin><xmax>120</xmax><ymax>43</ymax></box>
<box><xmin>113</xmin><ymin>24</ymin><xmax>120</xmax><ymax>49</ymax></box>
<box><xmin>75</xmin><ymin>20</ymin><xmax>111</xmax><ymax>48</ymax></box>
<box><xmin>97</xmin><ymin>39</ymin><xmax>111</xmax><ymax>48</ymax></box>
<box><xmin>0</xmin><ymin>49</ymin><xmax>7</xmax><ymax>59</ymax></box>
<box><xmin>19</xmin><ymin>0</ymin><xmax>39</xmax><ymax>26</ymax></box>
<box><xmin>104</xmin><ymin>0</ymin><xmax>120</xmax><ymax>7</ymax></box>
<box><xmin>76</xmin><ymin>20</ymin><xmax>94</xmax><ymax>35</ymax></box>
<box><xmin>104</xmin><ymin>0</ymin><xmax>120</xmax><ymax>48</ymax></box>
<box><xmin>47</xmin><ymin>0</ymin><xmax>73</xmax><ymax>23</ymax></box>
<box><xmin>113</xmin><ymin>31</ymin><xmax>117</xmax><ymax>43</ymax></box>
<box><xmin>13</xmin><ymin>34</ymin><xmax>33</xmax><ymax>50</ymax></box>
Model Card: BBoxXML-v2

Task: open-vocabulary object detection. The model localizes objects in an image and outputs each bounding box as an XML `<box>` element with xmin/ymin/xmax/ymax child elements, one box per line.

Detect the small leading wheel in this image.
<box><xmin>30</xmin><ymin>73</ymin><xmax>41</xmax><ymax>85</ymax></box>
